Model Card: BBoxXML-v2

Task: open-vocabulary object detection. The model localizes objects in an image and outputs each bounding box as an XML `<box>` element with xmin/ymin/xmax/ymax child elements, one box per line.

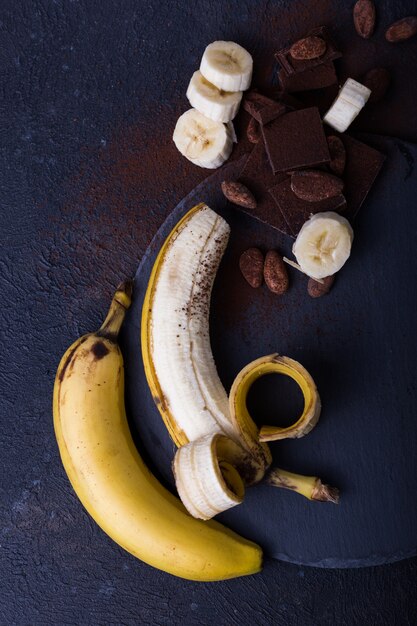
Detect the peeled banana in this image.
<box><xmin>142</xmin><ymin>204</ymin><xmax>338</xmax><ymax>519</ymax></box>
<box><xmin>53</xmin><ymin>281</ymin><xmax>262</xmax><ymax>581</ymax></box>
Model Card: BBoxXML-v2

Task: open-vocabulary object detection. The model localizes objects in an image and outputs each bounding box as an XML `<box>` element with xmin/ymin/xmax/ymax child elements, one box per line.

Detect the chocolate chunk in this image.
<box><xmin>268</xmin><ymin>178</ymin><xmax>346</xmax><ymax>238</ymax></box>
<box><xmin>362</xmin><ymin>68</ymin><xmax>391</xmax><ymax>104</ymax></box>
<box><xmin>308</xmin><ymin>275</ymin><xmax>335</xmax><ymax>298</ymax></box>
<box><xmin>238</xmin><ymin>142</ymin><xmax>291</xmax><ymax>236</ymax></box>
<box><xmin>290</xmin><ymin>170</ymin><xmax>344</xmax><ymax>202</ymax></box>
<box><xmin>264</xmin><ymin>251</ymin><xmax>289</xmax><ymax>294</ymax></box>
<box><xmin>239</xmin><ymin>248</ymin><xmax>264</xmax><ymax>288</ymax></box>
<box><xmin>247</xmin><ymin>117</ymin><xmax>261</xmax><ymax>143</ymax></box>
<box><xmin>275</xmin><ymin>26</ymin><xmax>342</xmax><ymax>76</ymax></box>
<box><xmin>278</xmin><ymin>62</ymin><xmax>338</xmax><ymax>93</ymax></box>
<box><xmin>290</xmin><ymin>36</ymin><xmax>327</xmax><ymax>60</ymax></box>
<box><xmin>337</xmin><ymin>134</ymin><xmax>385</xmax><ymax>221</ymax></box>
<box><xmin>262</xmin><ymin>107</ymin><xmax>330</xmax><ymax>174</ymax></box>
<box><xmin>243</xmin><ymin>91</ymin><xmax>287</xmax><ymax>125</ymax></box>
<box><xmin>221</xmin><ymin>181</ymin><xmax>257</xmax><ymax>209</ymax></box>
<box><xmin>327</xmin><ymin>135</ymin><xmax>346</xmax><ymax>175</ymax></box>
<box><xmin>385</xmin><ymin>16</ymin><xmax>417</xmax><ymax>42</ymax></box>
<box><xmin>298</xmin><ymin>83</ymin><xmax>340</xmax><ymax>115</ymax></box>
<box><xmin>353</xmin><ymin>0</ymin><xmax>376</xmax><ymax>39</ymax></box>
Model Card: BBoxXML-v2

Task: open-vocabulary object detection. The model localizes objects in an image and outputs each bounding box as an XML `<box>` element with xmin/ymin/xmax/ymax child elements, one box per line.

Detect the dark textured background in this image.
<box><xmin>1</xmin><ymin>0</ymin><xmax>417</xmax><ymax>624</ymax></box>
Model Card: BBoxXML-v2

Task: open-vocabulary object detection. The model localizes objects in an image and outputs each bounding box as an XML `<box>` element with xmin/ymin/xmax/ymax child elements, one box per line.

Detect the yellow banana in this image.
<box><xmin>53</xmin><ymin>281</ymin><xmax>262</xmax><ymax>581</ymax></box>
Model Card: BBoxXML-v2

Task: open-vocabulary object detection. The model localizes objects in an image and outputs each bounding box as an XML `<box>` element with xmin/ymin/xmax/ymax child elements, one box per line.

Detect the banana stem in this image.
<box><xmin>264</xmin><ymin>467</ymin><xmax>339</xmax><ymax>504</ymax></box>
<box><xmin>97</xmin><ymin>280</ymin><xmax>133</xmax><ymax>341</ymax></box>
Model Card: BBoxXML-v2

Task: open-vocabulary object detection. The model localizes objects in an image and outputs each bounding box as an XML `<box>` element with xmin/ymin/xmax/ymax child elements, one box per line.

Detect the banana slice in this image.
<box><xmin>200</xmin><ymin>41</ymin><xmax>253</xmax><ymax>92</ymax></box>
<box><xmin>173</xmin><ymin>434</ymin><xmax>247</xmax><ymax>520</ymax></box>
<box><xmin>292</xmin><ymin>212</ymin><xmax>354</xmax><ymax>280</ymax></box>
<box><xmin>186</xmin><ymin>70</ymin><xmax>242</xmax><ymax>123</ymax></box>
<box><xmin>173</xmin><ymin>108</ymin><xmax>233</xmax><ymax>169</ymax></box>
<box><xmin>324</xmin><ymin>78</ymin><xmax>371</xmax><ymax>133</ymax></box>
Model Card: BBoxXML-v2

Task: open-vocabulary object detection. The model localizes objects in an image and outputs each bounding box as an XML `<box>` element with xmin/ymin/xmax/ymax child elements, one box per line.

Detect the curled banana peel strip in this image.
<box><xmin>229</xmin><ymin>354</ymin><xmax>321</xmax><ymax>443</ymax></box>
<box><xmin>142</xmin><ymin>203</ymin><xmax>338</xmax><ymax>522</ymax></box>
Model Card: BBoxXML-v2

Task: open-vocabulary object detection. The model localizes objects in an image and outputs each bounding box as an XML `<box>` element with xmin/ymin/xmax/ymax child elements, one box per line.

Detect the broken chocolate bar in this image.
<box><xmin>243</xmin><ymin>91</ymin><xmax>288</xmax><ymax>125</ymax></box>
<box><xmin>337</xmin><ymin>134</ymin><xmax>385</xmax><ymax>220</ymax></box>
<box><xmin>262</xmin><ymin>107</ymin><xmax>330</xmax><ymax>173</ymax></box>
<box><xmin>268</xmin><ymin>178</ymin><xmax>346</xmax><ymax>237</ymax></box>
<box><xmin>278</xmin><ymin>62</ymin><xmax>338</xmax><ymax>93</ymax></box>
<box><xmin>238</xmin><ymin>141</ymin><xmax>292</xmax><ymax>236</ymax></box>
<box><xmin>275</xmin><ymin>26</ymin><xmax>342</xmax><ymax>76</ymax></box>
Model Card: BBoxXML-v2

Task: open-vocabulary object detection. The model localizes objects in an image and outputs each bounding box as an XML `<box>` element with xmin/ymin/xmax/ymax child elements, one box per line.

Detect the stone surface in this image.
<box><xmin>1</xmin><ymin>1</ymin><xmax>417</xmax><ymax>624</ymax></box>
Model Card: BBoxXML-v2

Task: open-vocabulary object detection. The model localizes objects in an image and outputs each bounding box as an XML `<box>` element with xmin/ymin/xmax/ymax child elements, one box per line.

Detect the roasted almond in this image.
<box><xmin>291</xmin><ymin>170</ymin><xmax>344</xmax><ymax>202</ymax></box>
<box><xmin>353</xmin><ymin>0</ymin><xmax>376</xmax><ymax>39</ymax></box>
<box><xmin>385</xmin><ymin>16</ymin><xmax>417</xmax><ymax>42</ymax></box>
<box><xmin>327</xmin><ymin>136</ymin><xmax>346</xmax><ymax>176</ymax></box>
<box><xmin>289</xmin><ymin>36</ymin><xmax>327</xmax><ymax>60</ymax></box>
<box><xmin>307</xmin><ymin>275</ymin><xmax>335</xmax><ymax>298</ymax></box>
<box><xmin>247</xmin><ymin>117</ymin><xmax>261</xmax><ymax>144</ymax></box>
<box><xmin>362</xmin><ymin>68</ymin><xmax>391</xmax><ymax>103</ymax></box>
<box><xmin>264</xmin><ymin>251</ymin><xmax>289</xmax><ymax>295</ymax></box>
<box><xmin>239</xmin><ymin>248</ymin><xmax>264</xmax><ymax>288</ymax></box>
<box><xmin>221</xmin><ymin>181</ymin><xmax>257</xmax><ymax>209</ymax></box>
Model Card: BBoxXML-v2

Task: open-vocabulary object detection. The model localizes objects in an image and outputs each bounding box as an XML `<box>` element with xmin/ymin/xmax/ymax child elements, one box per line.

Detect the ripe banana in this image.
<box><xmin>142</xmin><ymin>204</ymin><xmax>337</xmax><ymax>518</ymax></box>
<box><xmin>200</xmin><ymin>41</ymin><xmax>253</xmax><ymax>92</ymax></box>
<box><xmin>292</xmin><ymin>211</ymin><xmax>354</xmax><ymax>280</ymax></box>
<box><xmin>186</xmin><ymin>70</ymin><xmax>242</xmax><ymax>122</ymax></box>
<box><xmin>173</xmin><ymin>108</ymin><xmax>233</xmax><ymax>169</ymax></box>
<box><xmin>53</xmin><ymin>281</ymin><xmax>262</xmax><ymax>581</ymax></box>
<box><xmin>324</xmin><ymin>78</ymin><xmax>371</xmax><ymax>132</ymax></box>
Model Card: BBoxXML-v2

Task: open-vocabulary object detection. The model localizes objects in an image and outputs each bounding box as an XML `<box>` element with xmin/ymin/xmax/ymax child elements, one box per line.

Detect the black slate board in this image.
<box><xmin>122</xmin><ymin>137</ymin><xmax>417</xmax><ymax>568</ymax></box>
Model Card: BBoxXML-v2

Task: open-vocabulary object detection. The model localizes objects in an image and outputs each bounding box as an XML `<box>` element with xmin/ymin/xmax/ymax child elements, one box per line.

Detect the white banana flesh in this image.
<box><xmin>173</xmin><ymin>434</ymin><xmax>246</xmax><ymax>520</ymax></box>
<box><xmin>186</xmin><ymin>70</ymin><xmax>242</xmax><ymax>122</ymax></box>
<box><xmin>148</xmin><ymin>205</ymin><xmax>237</xmax><ymax>442</ymax></box>
<box><xmin>324</xmin><ymin>78</ymin><xmax>371</xmax><ymax>132</ymax></box>
<box><xmin>173</xmin><ymin>108</ymin><xmax>233</xmax><ymax>169</ymax></box>
<box><xmin>200</xmin><ymin>41</ymin><xmax>253</xmax><ymax>92</ymax></box>
<box><xmin>292</xmin><ymin>211</ymin><xmax>354</xmax><ymax>280</ymax></box>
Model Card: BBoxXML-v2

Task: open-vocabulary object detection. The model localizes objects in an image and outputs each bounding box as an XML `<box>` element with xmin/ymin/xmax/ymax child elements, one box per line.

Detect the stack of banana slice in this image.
<box><xmin>173</xmin><ymin>41</ymin><xmax>253</xmax><ymax>168</ymax></box>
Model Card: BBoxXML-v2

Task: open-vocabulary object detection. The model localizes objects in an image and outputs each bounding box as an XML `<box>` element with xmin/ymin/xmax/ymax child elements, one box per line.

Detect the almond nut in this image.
<box><xmin>221</xmin><ymin>181</ymin><xmax>257</xmax><ymax>210</ymax></box>
<box><xmin>307</xmin><ymin>275</ymin><xmax>335</xmax><ymax>298</ymax></box>
<box><xmin>264</xmin><ymin>250</ymin><xmax>289</xmax><ymax>295</ymax></box>
<box><xmin>289</xmin><ymin>36</ymin><xmax>327</xmax><ymax>60</ymax></box>
<box><xmin>247</xmin><ymin>117</ymin><xmax>261</xmax><ymax>144</ymax></box>
<box><xmin>291</xmin><ymin>170</ymin><xmax>344</xmax><ymax>202</ymax></box>
<box><xmin>327</xmin><ymin>136</ymin><xmax>346</xmax><ymax>176</ymax></box>
<box><xmin>353</xmin><ymin>0</ymin><xmax>376</xmax><ymax>39</ymax></box>
<box><xmin>385</xmin><ymin>16</ymin><xmax>417</xmax><ymax>42</ymax></box>
<box><xmin>239</xmin><ymin>248</ymin><xmax>264</xmax><ymax>288</ymax></box>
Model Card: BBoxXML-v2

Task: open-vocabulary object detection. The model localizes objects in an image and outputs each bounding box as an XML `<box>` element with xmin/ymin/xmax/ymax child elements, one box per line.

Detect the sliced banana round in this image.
<box><xmin>292</xmin><ymin>211</ymin><xmax>354</xmax><ymax>280</ymax></box>
<box><xmin>186</xmin><ymin>70</ymin><xmax>242</xmax><ymax>123</ymax></box>
<box><xmin>173</xmin><ymin>434</ymin><xmax>246</xmax><ymax>520</ymax></box>
<box><xmin>200</xmin><ymin>41</ymin><xmax>253</xmax><ymax>92</ymax></box>
<box><xmin>173</xmin><ymin>108</ymin><xmax>233</xmax><ymax>169</ymax></box>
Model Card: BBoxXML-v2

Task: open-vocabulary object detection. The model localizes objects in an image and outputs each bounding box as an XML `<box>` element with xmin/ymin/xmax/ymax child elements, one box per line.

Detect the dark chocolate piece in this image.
<box><xmin>337</xmin><ymin>134</ymin><xmax>385</xmax><ymax>220</ymax></box>
<box><xmin>243</xmin><ymin>91</ymin><xmax>288</xmax><ymax>125</ymax></box>
<box><xmin>268</xmin><ymin>178</ymin><xmax>346</xmax><ymax>238</ymax></box>
<box><xmin>278</xmin><ymin>62</ymin><xmax>337</xmax><ymax>93</ymax></box>
<box><xmin>275</xmin><ymin>26</ymin><xmax>342</xmax><ymax>76</ymax></box>
<box><xmin>262</xmin><ymin>107</ymin><xmax>330</xmax><ymax>174</ymax></box>
<box><xmin>238</xmin><ymin>142</ymin><xmax>292</xmax><ymax>236</ymax></box>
